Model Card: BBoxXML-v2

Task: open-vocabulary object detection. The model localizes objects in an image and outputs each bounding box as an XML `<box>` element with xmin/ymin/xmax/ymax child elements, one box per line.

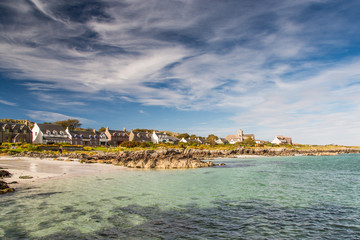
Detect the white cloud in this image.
<box><xmin>27</xmin><ymin>111</ymin><xmax>96</xmax><ymax>125</ymax></box>
<box><xmin>0</xmin><ymin>99</ymin><xmax>17</xmax><ymax>106</ymax></box>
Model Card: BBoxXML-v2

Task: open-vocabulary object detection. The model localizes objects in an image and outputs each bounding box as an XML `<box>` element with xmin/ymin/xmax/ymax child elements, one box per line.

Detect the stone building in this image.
<box><xmin>66</xmin><ymin>129</ymin><xmax>101</xmax><ymax>146</ymax></box>
<box><xmin>104</xmin><ymin>127</ymin><xmax>129</xmax><ymax>146</ymax></box>
<box><xmin>225</xmin><ymin>129</ymin><xmax>255</xmax><ymax>144</ymax></box>
<box><xmin>0</xmin><ymin>122</ymin><xmax>32</xmax><ymax>143</ymax></box>
<box><xmin>129</xmin><ymin>130</ymin><xmax>152</xmax><ymax>143</ymax></box>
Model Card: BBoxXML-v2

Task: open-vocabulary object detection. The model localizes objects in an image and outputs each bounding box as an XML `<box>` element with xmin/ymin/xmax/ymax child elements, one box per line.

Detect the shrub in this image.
<box><xmin>139</xmin><ymin>142</ymin><xmax>154</xmax><ymax>148</ymax></box>
<box><xmin>83</xmin><ymin>146</ymin><xmax>93</xmax><ymax>151</ymax></box>
<box><xmin>120</xmin><ymin>141</ymin><xmax>140</xmax><ymax>148</ymax></box>
<box><xmin>26</xmin><ymin>144</ymin><xmax>40</xmax><ymax>151</ymax></box>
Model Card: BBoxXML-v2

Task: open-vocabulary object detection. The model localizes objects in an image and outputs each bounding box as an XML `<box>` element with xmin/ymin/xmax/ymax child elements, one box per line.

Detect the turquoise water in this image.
<box><xmin>1</xmin><ymin>154</ymin><xmax>360</xmax><ymax>239</ymax></box>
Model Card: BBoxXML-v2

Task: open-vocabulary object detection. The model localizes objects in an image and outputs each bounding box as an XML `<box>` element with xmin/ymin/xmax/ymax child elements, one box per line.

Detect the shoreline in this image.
<box><xmin>0</xmin><ymin>156</ymin><xmax>127</xmax><ymax>191</ymax></box>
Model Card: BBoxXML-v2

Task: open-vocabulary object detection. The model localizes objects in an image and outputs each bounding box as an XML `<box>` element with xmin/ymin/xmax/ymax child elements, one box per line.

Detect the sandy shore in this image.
<box><xmin>0</xmin><ymin>156</ymin><xmax>126</xmax><ymax>186</ymax></box>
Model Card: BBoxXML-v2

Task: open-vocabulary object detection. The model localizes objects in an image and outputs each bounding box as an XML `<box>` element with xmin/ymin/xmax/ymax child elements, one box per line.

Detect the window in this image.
<box><xmin>53</xmin><ymin>131</ymin><xmax>58</xmax><ymax>135</ymax></box>
<box><xmin>46</xmin><ymin>130</ymin><xmax>51</xmax><ymax>135</ymax></box>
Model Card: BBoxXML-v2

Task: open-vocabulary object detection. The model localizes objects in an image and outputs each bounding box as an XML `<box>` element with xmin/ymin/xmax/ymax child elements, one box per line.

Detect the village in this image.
<box><xmin>0</xmin><ymin>119</ymin><xmax>292</xmax><ymax>147</ymax></box>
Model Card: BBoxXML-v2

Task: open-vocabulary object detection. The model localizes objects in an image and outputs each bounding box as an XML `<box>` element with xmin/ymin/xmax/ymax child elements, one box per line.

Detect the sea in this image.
<box><xmin>1</xmin><ymin>154</ymin><xmax>360</xmax><ymax>239</ymax></box>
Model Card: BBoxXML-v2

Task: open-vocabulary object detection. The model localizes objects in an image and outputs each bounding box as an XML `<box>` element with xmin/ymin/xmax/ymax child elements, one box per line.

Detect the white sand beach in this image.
<box><xmin>235</xmin><ymin>155</ymin><xmax>266</xmax><ymax>158</ymax></box>
<box><xmin>0</xmin><ymin>156</ymin><xmax>126</xmax><ymax>185</ymax></box>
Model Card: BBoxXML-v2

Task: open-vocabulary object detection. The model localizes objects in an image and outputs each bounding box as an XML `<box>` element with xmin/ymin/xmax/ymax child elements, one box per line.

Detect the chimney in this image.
<box><xmin>123</xmin><ymin>128</ymin><xmax>126</xmax><ymax>132</ymax></box>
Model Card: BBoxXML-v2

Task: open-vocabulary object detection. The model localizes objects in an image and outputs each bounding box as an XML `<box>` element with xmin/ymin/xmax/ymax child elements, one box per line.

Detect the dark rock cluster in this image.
<box><xmin>0</xmin><ymin>169</ymin><xmax>15</xmax><ymax>194</ymax></box>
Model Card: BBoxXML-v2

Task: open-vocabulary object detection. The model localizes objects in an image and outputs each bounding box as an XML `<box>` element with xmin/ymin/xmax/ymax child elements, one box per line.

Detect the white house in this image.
<box><xmin>215</xmin><ymin>138</ymin><xmax>228</xmax><ymax>144</ymax></box>
<box><xmin>271</xmin><ymin>136</ymin><xmax>292</xmax><ymax>145</ymax></box>
<box><xmin>151</xmin><ymin>131</ymin><xmax>179</xmax><ymax>144</ymax></box>
<box><xmin>32</xmin><ymin>123</ymin><xmax>71</xmax><ymax>144</ymax></box>
<box><xmin>99</xmin><ymin>132</ymin><xmax>109</xmax><ymax>146</ymax></box>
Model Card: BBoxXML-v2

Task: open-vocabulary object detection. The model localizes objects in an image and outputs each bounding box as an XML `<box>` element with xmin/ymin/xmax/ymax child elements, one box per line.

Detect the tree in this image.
<box><xmin>206</xmin><ymin>134</ymin><xmax>218</xmax><ymax>145</ymax></box>
<box><xmin>190</xmin><ymin>134</ymin><xmax>197</xmax><ymax>139</ymax></box>
<box><xmin>178</xmin><ymin>133</ymin><xmax>190</xmax><ymax>139</ymax></box>
<box><xmin>98</xmin><ymin>127</ymin><xmax>107</xmax><ymax>132</ymax></box>
<box><xmin>243</xmin><ymin>137</ymin><xmax>256</xmax><ymax>147</ymax></box>
<box><xmin>54</xmin><ymin>119</ymin><xmax>82</xmax><ymax>130</ymax></box>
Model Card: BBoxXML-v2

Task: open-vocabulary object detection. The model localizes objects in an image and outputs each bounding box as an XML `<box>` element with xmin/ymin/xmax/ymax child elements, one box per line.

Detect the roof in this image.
<box><xmin>108</xmin><ymin>129</ymin><xmax>128</xmax><ymax>137</ymax></box>
<box><xmin>69</xmin><ymin>130</ymin><xmax>99</xmax><ymax>139</ymax></box>
<box><xmin>226</xmin><ymin>134</ymin><xmax>242</xmax><ymax>139</ymax></box>
<box><xmin>131</xmin><ymin>131</ymin><xmax>152</xmax><ymax>142</ymax></box>
<box><xmin>37</xmin><ymin>123</ymin><xmax>66</xmax><ymax>133</ymax></box>
<box><xmin>244</xmin><ymin>134</ymin><xmax>255</xmax><ymax>137</ymax></box>
<box><xmin>276</xmin><ymin>135</ymin><xmax>291</xmax><ymax>140</ymax></box>
<box><xmin>0</xmin><ymin>122</ymin><xmax>32</xmax><ymax>132</ymax></box>
<box><xmin>43</xmin><ymin>137</ymin><xmax>71</xmax><ymax>141</ymax></box>
<box><xmin>154</xmin><ymin>132</ymin><xmax>179</xmax><ymax>142</ymax></box>
<box><xmin>166</xmin><ymin>136</ymin><xmax>179</xmax><ymax>142</ymax></box>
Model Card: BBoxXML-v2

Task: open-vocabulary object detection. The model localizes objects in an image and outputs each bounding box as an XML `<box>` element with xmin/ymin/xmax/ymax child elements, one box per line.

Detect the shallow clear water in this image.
<box><xmin>1</xmin><ymin>154</ymin><xmax>360</xmax><ymax>239</ymax></box>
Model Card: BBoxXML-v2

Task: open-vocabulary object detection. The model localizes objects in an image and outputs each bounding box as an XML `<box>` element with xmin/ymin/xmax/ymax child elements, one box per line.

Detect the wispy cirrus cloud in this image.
<box><xmin>0</xmin><ymin>98</ymin><xmax>17</xmax><ymax>106</ymax></box>
<box><xmin>26</xmin><ymin>110</ymin><xmax>96</xmax><ymax>125</ymax></box>
<box><xmin>1</xmin><ymin>0</ymin><xmax>360</xmax><ymax>144</ymax></box>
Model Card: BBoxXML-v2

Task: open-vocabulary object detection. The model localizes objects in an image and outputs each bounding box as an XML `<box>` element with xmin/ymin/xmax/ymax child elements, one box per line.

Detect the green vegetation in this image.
<box><xmin>53</xmin><ymin>119</ymin><xmax>82</xmax><ymax>130</ymax></box>
<box><xmin>1</xmin><ymin>141</ymin><xmax>359</xmax><ymax>156</ymax></box>
<box><xmin>206</xmin><ymin>134</ymin><xmax>219</xmax><ymax>145</ymax></box>
<box><xmin>98</xmin><ymin>127</ymin><xmax>106</xmax><ymax>132</ymax></box>
<box><xmin>0</xmin><ymin>143</ymin><xmax>40</xmax><ymax>154</ymax></box>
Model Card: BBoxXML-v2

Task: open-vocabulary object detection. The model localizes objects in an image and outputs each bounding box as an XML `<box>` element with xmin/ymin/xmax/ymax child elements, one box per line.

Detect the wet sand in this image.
<box><xmin>0</xmin><ymin>156</ymin><xmax>126</xmax><ymax>185</ymax></box>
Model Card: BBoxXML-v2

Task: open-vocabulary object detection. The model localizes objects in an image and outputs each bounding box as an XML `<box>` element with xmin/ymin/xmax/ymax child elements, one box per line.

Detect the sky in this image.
<box><xmin>1</xmin><ymin>0</ymin><xmax>360</xmax><ymax>145</ymax></box>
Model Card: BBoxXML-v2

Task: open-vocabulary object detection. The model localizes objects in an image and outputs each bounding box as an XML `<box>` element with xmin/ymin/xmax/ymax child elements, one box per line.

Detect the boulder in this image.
<box><xmin>0</xmin><ymin>180</ymin><xmax>9</xmax><ymax>189</ymax></box>
<box><xmin>0</xmin><ymin>170</ymin><xmax>11</xmax><ymax>178</ymax></box>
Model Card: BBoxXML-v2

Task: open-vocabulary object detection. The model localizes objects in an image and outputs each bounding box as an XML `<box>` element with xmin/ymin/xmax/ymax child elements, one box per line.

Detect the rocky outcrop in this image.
<box><xmin>78</xmin><ymin>149</ymin><xmax>216</xmax><ymax>169</ymax></box>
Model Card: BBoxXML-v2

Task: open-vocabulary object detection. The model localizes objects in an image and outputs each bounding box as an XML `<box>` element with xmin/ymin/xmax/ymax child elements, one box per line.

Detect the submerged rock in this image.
<box><xmin>0</xmin><ymin>180</ymin><xmax>15</xmax><ymax>194</ymax></box>
<box><xmin>19</xmin><ymin>176</ymin><xmax>33</xmax><ymax>179</ymax></box>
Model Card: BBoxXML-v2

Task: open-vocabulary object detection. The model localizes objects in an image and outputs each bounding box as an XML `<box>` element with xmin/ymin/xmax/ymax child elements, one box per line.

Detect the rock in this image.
<box><xmin>0</xmin><ymin>180</ymin><xmax>9</xmax><ymax>189</ymax></box>
<box><xmin>0</xmin><ymin>187</ymin><xmax>15</xmax><ymax>194</ymax></box>
<box><xmin>19</xmin><ymin>176</ymin><xmax>33</xmax><ymax>179</ymax></box>
<box><xmin>0</xmin><ymin>170</ymin><xmax>12</xmax><ymax>178</ymax></box>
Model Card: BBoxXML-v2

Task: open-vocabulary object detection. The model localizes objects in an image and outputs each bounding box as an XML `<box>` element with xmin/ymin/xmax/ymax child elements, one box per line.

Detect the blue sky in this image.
<box><xmin>1</xmin><ymin>0</ymin><xmax>360</xmax><ymax>145</ymax></box>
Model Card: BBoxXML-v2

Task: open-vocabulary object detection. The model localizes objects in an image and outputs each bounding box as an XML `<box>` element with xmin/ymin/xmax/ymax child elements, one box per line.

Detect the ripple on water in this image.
<box><xmin>1</xmin><ymin>155</ymin><xmax>360</xmax><ymax>239</ymax></box>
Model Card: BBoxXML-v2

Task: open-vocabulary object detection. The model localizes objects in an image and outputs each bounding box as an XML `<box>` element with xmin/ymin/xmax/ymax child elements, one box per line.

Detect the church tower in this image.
<box><xmin>237</xmin><ymin>129</ymin><xmax>244</xmax><ymax>142</ymax></box>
